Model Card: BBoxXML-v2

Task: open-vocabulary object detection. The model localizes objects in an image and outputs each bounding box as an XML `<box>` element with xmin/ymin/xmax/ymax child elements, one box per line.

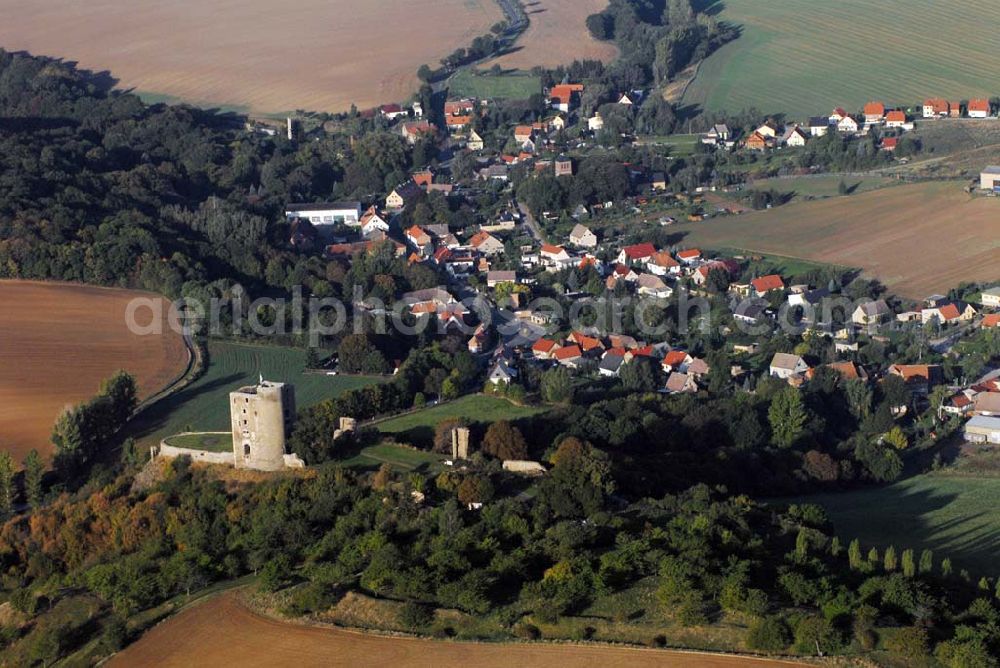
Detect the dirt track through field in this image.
<box><xmin>0</xmin><ymin>0</ymin><xmax>501</xmax><ymax>113</ymax></box>
<box><xmin>0</xmin><ymin>281</ymin><xmax>186</xmax><ymax>462</ymax></box>
<box><xmin>110</xmin><ymin>592</ymin><xmax>809</xmax><ymax>668</ymax></box>
<box><xmin>683</xmin><ymin>181</ymin><xmax>1000</xmax><ymax>298</ymax></box>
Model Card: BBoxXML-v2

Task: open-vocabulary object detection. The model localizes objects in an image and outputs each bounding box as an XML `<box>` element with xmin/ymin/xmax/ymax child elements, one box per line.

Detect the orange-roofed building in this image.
<box><xmin>885</xmin><ymin>110</ymin><xmax>908</xmax><ymax>128</ymax></box>
<box><xmin>751</xmin><ymin>274</ymin><xmax>785</xmax><ymax>295</ymax></box>
<box><xmin>554</xmin><ymin>345</ymin><xmax>583</xmax><ymax>366</ymax></box>
<box><xmin>969</xmin><ymin>98</ymin><xmax>991</xmax><ymax>118</ymax></box>
<box><xmin>532</xmin><ymin>338</ymin><xmax>561</xmax><ymax>359</ymax></box>
<box><xmin>923</xmin><ymin>98</ymin><xmax>950</xmax><ymax>118</ymax></box>
<box><xmin>983</xmin><ymin>314</ymin><xmax>1000</xmax><ymax>328</ymax></box>
<box><xmin>863</xmin><ymin>102</ymin><xmax>886</xmax><ymax>123</ymax></box>
<box><xmin>676</xmin><ymin>248</ymin><xmax>702</xmax><ymax>263</ymax></box>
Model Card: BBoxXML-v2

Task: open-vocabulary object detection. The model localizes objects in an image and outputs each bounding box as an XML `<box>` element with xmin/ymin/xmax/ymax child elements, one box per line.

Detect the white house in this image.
<box><xmin>964</xmin><ymin>415</ymin><xmax>1000</xmax><ymax>444</ymax></box>
<box><xmin>467</xmin><ymin>130</ymin><xmax>484</xmax><ymax>151</ymax></box>
<box><xmin>781</xmin><ymin>126</ymin><xmax>808</xmax><ymax>147</ymax></box>
<box><xmin>837</xmin><ymin>116</ymin><xmax>859</xmax><ymax>134</ymax></box>
<box><xmin>569</xmin><ymin>223</ymin><xmax>598</xmax><ymax>249</ymax></box>
<box><xmin>769</xmin><ymin>353</ymin><xmax>810</xmax><ymax>380</ymax></box>
<box><xmin>359</xmin><ymin>206</ymin><xmax>390</xmax><ymax>236</ymax></box>
<box><xmin>285</xmin><ymin>201</ymin><xmax>362</xmax><ymax>226</ymax></box>
<box><xmin>981</xmin><ymin>286</ymin><xmax>1000</xmax><ymax>308</ymax></box>
<box><xmin>588</xmin><ymin>114</ymin><xmax>604</xmax><ymax>132</ymax></box>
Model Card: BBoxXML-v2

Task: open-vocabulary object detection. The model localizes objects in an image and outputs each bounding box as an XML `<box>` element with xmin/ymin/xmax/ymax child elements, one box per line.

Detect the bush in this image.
<box><xmin>650</xmin><ymin>634</ymin><xmax>667</xmax><ymax>648</ymax></box>
<box><xmin>885</xmin><ymin>625</ymin><xmax>929</xmax><ymax>660</ymax></box>
<box><xmin>8</xmin><ymin>588</ymin><xmax>37</xmax><ymax>616</ymax></box>
<box><xmin>98</xmin><ymin>615</ymin><xmax>128</xmax><ymax>653</ymax></box>
<box><xmin>746</xmin><ymin>616</ymin><xmax>792</xmax><ymax>652</ymax></box>
<box><xmin>794</xmin><ymin>614</ymin><xmax>842</xmax><ymax>655</ymax></box>
<box><xmin>399</xmin><ymin>601</ymin><xmax>434</xmax><ymax>629</ymax></box>
<box><xmin>513</xmin><ymin>622</ymin><xmax>541</xmax><ymax>640</ymax></box>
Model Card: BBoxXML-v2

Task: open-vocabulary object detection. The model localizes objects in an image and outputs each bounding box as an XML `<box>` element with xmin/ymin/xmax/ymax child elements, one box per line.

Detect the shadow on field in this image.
<box><xmin>128</xmin><ymin>373</ymin><xmax>244</xmax><ymax>441</ymax></box>
<box><xmin>786</xmin><ymin>480</ymin><xmax>1000</xmax><ymax>576</ymax></box>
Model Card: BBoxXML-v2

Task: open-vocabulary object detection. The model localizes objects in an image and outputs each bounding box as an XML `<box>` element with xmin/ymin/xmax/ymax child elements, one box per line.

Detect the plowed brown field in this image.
<box><xmin>0</xmin><ymin>0</ymin><xmax>501</xmax><ymax>113</ymax></box>
<box><xmin>684</xmin><ymin>181</ymin><xmax>1000</xmax><ymax>298</ymax></box>
<box><xmin>110</xmin><ymin>592</ymin><xmax>809</xmax><ymax>668</ymax></box>
<box><xmin>0</xmin><ymin>281</ymin><xmax>186</xmax><ymax>462</ymax></box>
<box><xmin>489</xmin><ymin>0</ymin><xmax>617</xmax><ymax>70</ymax></box>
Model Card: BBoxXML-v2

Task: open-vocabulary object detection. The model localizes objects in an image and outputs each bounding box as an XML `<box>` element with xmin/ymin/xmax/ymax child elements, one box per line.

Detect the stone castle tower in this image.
<box><xmin>229</xmin><ymin>379</ymin><xmax>296</xmax><ymax>471</ymax></box>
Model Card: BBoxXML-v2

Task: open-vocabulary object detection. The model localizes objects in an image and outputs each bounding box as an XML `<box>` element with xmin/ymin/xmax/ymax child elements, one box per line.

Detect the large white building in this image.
<box><xmin>980</xmin><ymin>167</ymin><xmax>1000</xmax><ymax>193</ymax></box>
<box><xmin>285</xmin><ymin>201</ymin><xmax>362</xmax><ymax>226</ymax></box>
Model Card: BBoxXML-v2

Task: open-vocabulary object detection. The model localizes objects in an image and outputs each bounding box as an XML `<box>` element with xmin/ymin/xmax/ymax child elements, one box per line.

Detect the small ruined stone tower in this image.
<box><xmin>230</xmin><ymin>379</ymin><xmax>296</xmax><ymax>471</ymax></box>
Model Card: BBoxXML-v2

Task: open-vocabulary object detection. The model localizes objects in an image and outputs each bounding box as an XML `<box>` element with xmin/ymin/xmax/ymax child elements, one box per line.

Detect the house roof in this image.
<box><xmin>469</xmin><ymin>231</ymin><xmax>499</xmax><ymax>248</ymax></box>
<box><xmin>809</xmin><ymin>116</ymin><xmax>830</xmax><ymax>127</ymax></box>
<box><xmin>888</xmin><ymin>364</ymin><xmax>939</xmax><ymax>384</ymax></box>
<box><xmin>826</xmin><ymin>361</ymin><xmax>867</xmax><ymax>381</ymax></box>
<box><xmin>975</xmin><ymin>392</ymin><xmax>1000</xmax><ymax>414</ymax></box>
<box><xmin>570</xmin><ymin>223</ymin><xmax>593</xmax><ymax>239</ymax></box>
<box><xmin>752</xmin><ymin>274</ymin><xmax>785</xmax><ymax>292</ymax></box>
<box><xmin>677</xmin><ymin>248</ymin><xmax>702</xmax><ymax>259</ymax></box>
<box><xmin>662</xmin><ymin>350</ymin><xmax>690</xmax><ymax>368</ymax></box>
<box><xmin>637</xmin><ymin>274</ymin><xmax>667</xmax><ymax>290</ymax></box>
<box><xmin>599</xmin><ymin>354</ymin><xmax>625</xmax><ymax>373</ymax></box>
<box><xmin>571</xmin><ymin>332</ymin><xmax>603</xmax><ymax>352</ymax></box>
<box><xmin>883</xmin><ymin>137</ymin><xmax>899</xmax><ymax>149</ymax></box>
<box><xmin>924</xmin><ymin>98</ymin><xmax>949</xmax><ymax>113</ymax></box>
<box><xmin>650</xmin><ymin>251</ymin><xmax>679</xmax><ymax>268</ymax></box>
<box><xmin>665</xmin><ymin>372</ymin><xmax>695</xmax><ymax>393</ymax></box>
<box><xmin>969</xmin><ymin>99</ymin><xmax>990</xmax><ymax>113</ymax></box>
<box><xmin>937</xmin><ymin>303</ymin><xmax>961</xmax><ymax>321</ymax></box>
<box><xmin>886</xmin><ymin>110</ymin><xmax>906</xmax><ymax>122</ymax></box>
<box><xmin>406</xmin><ymin>225</ymin><xmax>430</xmax><ymax>242</ymax></box>
<box><xmin>622</xmin><ymin>242</ymin><xmax>657</xmax><ymax>260</ymax></box>
<box><xmin>864</xmin><ymin>102</ymin><xmax>886</xmax><ymax>116</ymax></box>
<box><xmin>553</xmin><ymin>344</ymin><xmax>582</xmax><ymax>360</ymax></box>
<box><xmin>487</xmin><ymin>270</ymin><xmax>516</xmax><ymax>282</ymax></box>
<box><xmin>532</xmin><ymin>338</ymin><xmax>559</xmax><ymax>354</ymax></box>
<box><xmin>540</xmin><ymin>243</ymin><xmax>566</xmax><ymax>256</ymax></box>
<box><xmin>983</xmin><ymin>314</ymin><xmax>1000</xmax><ymax>328</ymax></box>
<box><xmin>771</xmin><ymin>352</ymin><xmax>805</xmax><ymax>371</ymax></box>
<box><xmin>858</xmin><ymin>299</ymin><xmax>890</xmax><ymax>316</ymax></box>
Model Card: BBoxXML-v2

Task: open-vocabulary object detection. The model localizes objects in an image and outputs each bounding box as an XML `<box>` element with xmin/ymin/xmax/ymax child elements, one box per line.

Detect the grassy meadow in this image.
<box><xmin>682</xmin><ymin>0</ymin><xmax>1000</xmax><ymax>119</ymax></box>
<box><xmin>131</xmin><ymin>341</ymin><xmax>381</xmax><ymax>445</ymax></box>
<box><xmin>375</xmin><ymin>394</ymin><xmax>545</xmax><ymax>447</ymax></box>
<box><xmin>780</xmin><ymin>474</ymin><xmax>1000</xmax><ymax>576</ymax></box>
<box><xmin>448</xmin><ymin>69</ymin><xmax>541</xmax><ymax>100</ymax></box>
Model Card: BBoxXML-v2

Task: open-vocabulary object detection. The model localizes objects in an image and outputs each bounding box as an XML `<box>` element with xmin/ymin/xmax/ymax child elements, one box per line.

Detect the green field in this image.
<box><xmin>781</xmin><ymin>474</ymin><xmax>1000</xmax><ymax>576</ymax></box>
<box><xmin>447</xmin><ymin>69</ymin><xmax>541</xmax><ymax>100</ymax></box>
<box><xmin>682</xmin><ymin>0</ymin><xmax>1000</xmax><ymax>119</ymax></box>
<box><xmin>634</xmin><ymin>133</ymin><xmax>701</xmax><ymax>156</ymax></box>
<box><xmin>162</xmin><ymin>432</ymin><xmax>231</xmax><ymax>452</ymax></box>
<box><xmin>340</xmin><ymin>443</ymin><xmax>447</xmax><ymax>473</ymax></box>
<box><xmin>375</xmin><ymin>394</ymin><xmax>545</xmax><ymax>447</ymax></box>
<box><xmin>740</xmin><ymin>175</ymin><xmax>900</xmax><ymax>201</ymax></box>
<box><xmin>131</xmin><ymin>341</ymin><xmax>380</xmax><ymax>445</ymax></box>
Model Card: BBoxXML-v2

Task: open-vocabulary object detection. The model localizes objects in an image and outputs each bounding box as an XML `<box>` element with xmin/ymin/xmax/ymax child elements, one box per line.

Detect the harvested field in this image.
<box><xmin>0</xmin><ymin>0</ymin><xmax>501</xmax><ymax>114</ymax></box>
<box><xmin>682</xmin><ymin>181</ymin><xmax>1000</xmax><ymax>299</ymax></box>
<box><xmin>110</xmin><ymin>592</ymin><xmax>808</xmax><ymax>668</ymax></box>
<box><xmin>0</xmin><ymin>281</ymin><xmax>186</xmax><ymax>462</ymax></box>
<box><xmin>682</xmin><ymin>0</ymin><xmax>1000</xmax><ymax>119</ymax></box>
<box><xmin>488</xmin><ymin>0</ymin><xmax>617</xmax><ymax>70</ymax></box>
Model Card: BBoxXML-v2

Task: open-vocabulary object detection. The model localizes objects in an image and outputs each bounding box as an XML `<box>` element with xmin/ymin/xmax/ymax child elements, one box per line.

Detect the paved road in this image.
<box><xmin>518</xmin><ymin>201</ymin><xmax>545</xmax><ymax>243</ymax></box>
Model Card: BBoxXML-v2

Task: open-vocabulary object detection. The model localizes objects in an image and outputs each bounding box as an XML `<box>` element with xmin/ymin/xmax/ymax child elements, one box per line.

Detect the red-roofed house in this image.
<box><xmin>969</xmin><ymin>99</ymin><xmax>991</xmax><ymax>119</ymax></box>
<box><xmin>648</xmin><ymin>251</ymin><xmax>681</xmax><ymax>276</ymax></box>
<box><xmin>921</xmin><ymin>302</ymin><xmax>976</xmax><ymax>324</ymax></box>
<box><xmin>863</xmin><ymin>102</ymin><xmax>886</xmax><ymax>123</ymax></box>
<box><xmin>549</xmin><ymin>84</ymin><xmax>584</xmax><ymax>113</ymax></box>
<box><xmin>445</xmin><ymin>98</ymin><xmax>476</xmax><ymax>116</ymax></box>
<box><xmin>661</xmin><ymin>350</ymin><xmax>692</xmax><ymax>373</ymax></box>
<box><xmin>751</xmin><ymin>274</ymin><xmax>785</xmax><ymax>296</ymax></box>
<box><xmin>569</xmin><ymin>332</ymin><xmax>604</xmax><ymax>354</ymax></box>
<box><xmin>983</xmin><ymin>314</ymin><xmax>1000</xmax><ymax>328</ymax></box>
<box><xmin>406</xmin><ymin>225</ymin><xmax>432</xmax><ymax>251</ymax></box>
<box><xmin>676</xmin><ymin>249</ymin><xmax>702</xmax><ymax>264</ymax></box>
<box><xmin>469</xmin><ymin>231</ymin><xmax>505</xmax><ymax>257</ymax></box>
<box><xmin>885</xmin><ymin>110</ymin><xmax>908</xmax><ymax>128</ymax></box>
<box><xmin>401</xmin><ymin>120</ymin><xmax>435</xmax><ymax>144</ymax></box>
<box><xmin>923</xmin><ymin>98</ymin><xmax>950</xmax><ymax>118</ymax></box>
<box><xmin>532</xmin><ymin>338</ymin><xmax>561</xmax><ymax>359</ymax></box>
<box><xmin>882</xmin><ymin>137</ymin><xmax>898</xmax><ymax>152</ymax></box>
<box><xmin>617</xmin><ymin>242</ymin><xmax>657</xmax><ymax>265</ymax></box>
<box><xmin>447</xmin><ymin>115</ymin><xmax>472</xmax><ymax>131</ymax></box>
<box><xmin>554</xmin><ymin>344</ymin><xmax>583</xmax><ymax>367</ymax></box>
